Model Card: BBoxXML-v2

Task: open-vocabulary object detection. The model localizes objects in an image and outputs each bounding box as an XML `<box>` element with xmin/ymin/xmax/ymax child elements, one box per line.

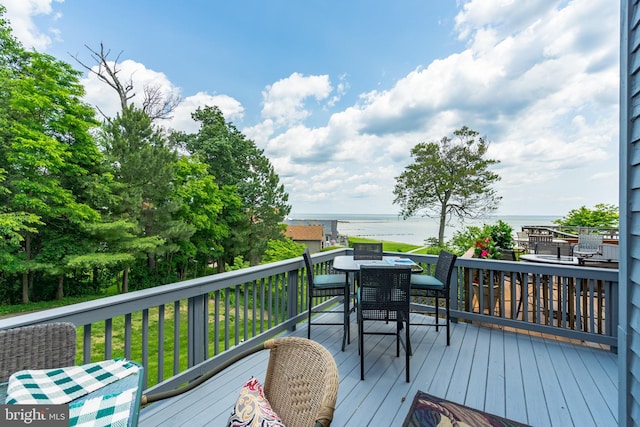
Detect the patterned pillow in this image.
<box><xmin>227</xmin><ymin>377</ymin><xmax>286</xmax><ymax>427</ymax></box>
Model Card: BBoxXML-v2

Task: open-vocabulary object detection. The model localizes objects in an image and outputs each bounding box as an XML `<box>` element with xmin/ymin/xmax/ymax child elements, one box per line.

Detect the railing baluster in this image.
<box><xmin>83</xmin><ymin>324</ymin><xmax>92</xmax><ymax>364</ymax></box>
<box><xmin>243</xmin><ymin>282</ymin><xmax>249</xmax><ymax>342</ymax></box>
<box><xmin>204</xmin><ymin>294</ymin><xmax>209</xmax><ymax>360</ymax></box>
<box><xmin>260</xmin><ymin>278</ymin><xmax>265</xmax><ymax>333</ymax></box>
<box><xmin>173</xmin><ymin>301</ymin><xmax>180</xmax><ymax>376</ymax></box>
<box><xmin>104</xmin><ymin>319</ymin><xmax>112</xmax><ymax>360</ymax></box>
<box><xmin>142</xmin><ymin>309</ymin><xmax>149</xmax><ymax>387</ymax></box>
<box><xmin>124</xmin><ymin>313</ymin><xmax>132</xmax><ymax>360</ymax></box>
<box><xmin>224</xmin><ymin>288</ymin><xmax>230</xmax><ymax>351</ymax></box>
<box><xmin>157</xmin><ymin>305</ymin><xmax>164</xmax><ymax>383</ymax></box>
<box><xmin>214</xmin><ymin>290</ymin><xmax>220</xmax><ymax>355</ymax></box>
<box><xmin>252</xmin><ymin>280</ymin><xmax>257</xmax><ymax>337</ymax></box>
<box><xmin>234</xmin><ymin>285</ymin><xmax>240</xmax><ymax>346</ymax></box>
<box><xmin>268</xmin><ymin>276</ymin><xmax>273</xmax><ymax>328</ymax></box>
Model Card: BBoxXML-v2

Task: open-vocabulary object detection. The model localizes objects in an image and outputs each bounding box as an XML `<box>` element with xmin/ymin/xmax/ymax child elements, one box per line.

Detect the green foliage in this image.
<box><xmin>450</xmin><ymin>220</ymin><xmax>513</xmax><ymax>258</ymax></box>
<box><xmin>0</xmin><ymin>17</ymin><xmax>103</xmax><ymax>302</ymax></box>
<box><xmin>181</xmin><ymin>106</ymin><xmax>291</xmax><ymax>269</ymax></box>
<box><xmin>489</xmin><ymin>220</ymin><xmax>514</xmax><ymax>249</ymax></box>
<box><xmin>393</xmin><ymin>126</ymin><xmax>502</xmax><ymax>246</ymax></box>
<box><xmin>261</xmin><ymin>238</ymin><xmax>305</xmax><ymax>263</ymax></box>
<box><xmin>225</xmin><ymin>256</ymin><xmax>251</xmax><ymax>271</ymax></box>
<box><xmin>554</xmin><ymin>203</ymin><xmax>619</xmax><ymax>228</ymax></box>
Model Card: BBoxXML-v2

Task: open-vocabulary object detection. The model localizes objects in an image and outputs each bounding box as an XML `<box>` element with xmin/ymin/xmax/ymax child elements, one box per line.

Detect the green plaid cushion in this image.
<box><xmin>69</xmin><ymin>387</ymin><xmax>137</xmax><ymax>427</ymax></box>
<box><xmin>5</xmin><ymin>359</ymin><xmax>138</xmax><ymax>405</ymax></box>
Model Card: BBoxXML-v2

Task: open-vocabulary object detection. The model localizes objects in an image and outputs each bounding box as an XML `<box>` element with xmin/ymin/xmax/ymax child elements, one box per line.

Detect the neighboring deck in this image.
<box><xmin>138</xmin><ymin>312</ymin><xmax>617</xmax><ymax>427</ymax></box>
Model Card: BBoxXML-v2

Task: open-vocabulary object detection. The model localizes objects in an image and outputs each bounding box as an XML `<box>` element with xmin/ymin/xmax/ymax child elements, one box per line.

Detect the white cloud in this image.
<box><xmin>2</xmin><ymin>0</ymin><xmax>61</xmax><ymax>50</ymax></box>
<box><xmin>169</xmin><ymin>92</ymin><xmax>244</xmax><ymax>135</ymax></box>
<box><xmin>261</xmin><ymin>73</ymin><xmax>333</xmax><ymax>127</ymax></box>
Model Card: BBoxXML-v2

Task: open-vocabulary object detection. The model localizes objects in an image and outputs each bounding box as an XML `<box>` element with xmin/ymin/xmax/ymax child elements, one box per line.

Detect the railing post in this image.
<box><xmin>188</xmin><ymin>294</ymin><xmax>206</xmax><ymax>367</ymax></box>
<box><xmin>450</xmin><ymin>267</ymin><xmax>459</xmax><ymax>323</ymax></box>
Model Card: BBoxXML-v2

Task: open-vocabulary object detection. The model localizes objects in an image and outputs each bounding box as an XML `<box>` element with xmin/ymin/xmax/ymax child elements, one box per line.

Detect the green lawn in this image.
<box><xmin>347</xmin><ymin>236</ymin><xmax>439</xmax><ymax>255</ymax></box>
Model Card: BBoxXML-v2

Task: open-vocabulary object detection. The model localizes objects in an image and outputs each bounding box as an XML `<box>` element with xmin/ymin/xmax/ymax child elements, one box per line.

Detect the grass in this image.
<box><xmin>0</xmin><ymin>290</ymin><xmax>120</xmax><ymax>317</ymax></box>
<box><xmin>347</xmin><ymin>236</ymin><xmax>439</xmax><ymax>255</ymax></box>
<box><xmin>76</xmin><ymin>295</ymin><xmax>272</xmax><ymax>388</ymax></box>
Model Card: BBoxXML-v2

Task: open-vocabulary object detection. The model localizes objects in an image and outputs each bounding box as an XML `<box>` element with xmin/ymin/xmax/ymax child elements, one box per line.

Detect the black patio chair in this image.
<box><xmin>353</xmin><ymin>242</ymin><xmax>383</xmax><ymax>260</ymax></box>
<box><xmin>409</xmin><ymin>250</ymin><xmax>457</xmax><ymax>345</ymax></box>
<box><xmin>357</xmin><ymin>266</ymin><xmax>412</xmax><ymax>382</ymax></box>
<box><xmin>303</xmin><ymin>248</ymin><xmax>350</xmax><ymax>351</ymax></box>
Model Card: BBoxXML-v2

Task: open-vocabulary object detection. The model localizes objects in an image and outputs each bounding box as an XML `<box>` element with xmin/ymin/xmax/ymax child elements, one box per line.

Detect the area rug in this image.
<box><xmin>402</xmin><ymin>391</ymin><xmax>531</xmax><ymax>427</ymax></box>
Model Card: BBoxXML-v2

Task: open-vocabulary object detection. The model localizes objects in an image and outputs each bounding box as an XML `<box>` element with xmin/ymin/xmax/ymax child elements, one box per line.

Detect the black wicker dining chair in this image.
<box><xmin>357</xmin><ymin>265</ymin><xmax>412</xmax><ymax>382</ymax></box>
<box><xmin>409</xmin><ymin>250</ymin><xmax>457</xmax><ymax>346</ymax></box>
<box><xmin>353</xmin><ymin>242</ymin><xmax>383</xmax><ymax>260</ymax></box>
<box><xmin>303</xmin><ymin>248</ymin><xmax>350</xmax><ymax>351</ymax></box>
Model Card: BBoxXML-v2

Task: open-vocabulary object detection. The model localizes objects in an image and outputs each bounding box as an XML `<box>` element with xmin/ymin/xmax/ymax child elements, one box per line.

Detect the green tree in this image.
<box><xmin>181</xmin><ymin>106</ymin><xmax>291</xmax><ymax>269</ymax></box>
<box><xmin>66</xmin><ymin>220</ymin><xmax>163</xmax><ymax>293</ymax></box>
<box><xmin>98</xmin><ymin>106</ymin><xmax>188</xmax><ymax>288</ymax></box>
<box><xmin>393</xmin><ymin>126</ymin><xmax>501</xmax><ymax>246</ymax></box>
<box><xmin>553</xmin><ymin>203</ymin><xmax>619</xmax><ymax>228</ymax></box>
<box><xmin>172</xmin><ymin>156</ymin><xmax>234</xmax><ymax>279</ymax></box>
<box><xmin>0</xmin><ymin>25</ymin><xmax>103</xmax><ymax>302</ymax></box>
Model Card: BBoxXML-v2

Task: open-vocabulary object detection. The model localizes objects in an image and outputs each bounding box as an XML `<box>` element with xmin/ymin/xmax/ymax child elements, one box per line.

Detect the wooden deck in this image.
<box><xmin>138</xmin><ymin>312</ymin><xmax>618</xmax><ymax>427</ymax></box>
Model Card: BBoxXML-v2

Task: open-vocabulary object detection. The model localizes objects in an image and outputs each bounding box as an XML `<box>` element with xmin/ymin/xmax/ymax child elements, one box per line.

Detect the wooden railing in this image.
<box><xmin>0</xmin><ymin>248</ymin><xmax>618</xmax><ymax>397</ymax></box>
<box><xmin>521</xmin><ymin>225</ymin><xmax>619</xmax><ymax>241</ymax></box>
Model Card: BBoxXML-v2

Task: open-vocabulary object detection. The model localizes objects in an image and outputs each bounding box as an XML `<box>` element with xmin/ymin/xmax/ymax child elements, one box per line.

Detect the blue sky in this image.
<box><xmin>4</xmin><ymin>0</ymin><xmax>620</xmax><ymax>218</ymax></box>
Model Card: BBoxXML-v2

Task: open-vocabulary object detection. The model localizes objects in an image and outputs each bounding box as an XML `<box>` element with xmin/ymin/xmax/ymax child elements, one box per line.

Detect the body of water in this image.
<box><xmin>287</xmin><ymin>213</ymin><xmax>561</xmax><ymax>246</ymax></box>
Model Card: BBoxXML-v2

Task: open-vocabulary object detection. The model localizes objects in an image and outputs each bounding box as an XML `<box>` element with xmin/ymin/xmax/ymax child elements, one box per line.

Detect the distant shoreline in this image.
<box><xmin>287</xmin><ymin>214</ymin><xmax>560</xmax><ymax>246</ymax></box>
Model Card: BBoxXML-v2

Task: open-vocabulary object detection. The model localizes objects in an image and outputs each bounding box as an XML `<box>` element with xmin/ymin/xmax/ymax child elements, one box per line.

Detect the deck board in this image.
<box><xmin>484</xmin><ymin>327</ymin><xmax>507</xmax><ymax>417</ymax></box>
<box><xmin>503</xmin><ymin>330</ymin><xmax>527</xmax><ymax>422</ymax></box>
<box><xmin>138</xmin><ymin>311</ymin><xmax>618</xmax><ymax>427</ymax></box>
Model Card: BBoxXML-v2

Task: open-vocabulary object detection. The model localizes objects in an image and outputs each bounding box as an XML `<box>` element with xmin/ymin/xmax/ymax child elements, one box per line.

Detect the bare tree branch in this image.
<box><xmin>71</xmin><ymin>43</ymin><xmax>181</xmax><ymax>121</ymax></box>
<box><xmin>142</xmin><ymin>84</ymin><xmax>181</xmax><ymax>121</ymax></box>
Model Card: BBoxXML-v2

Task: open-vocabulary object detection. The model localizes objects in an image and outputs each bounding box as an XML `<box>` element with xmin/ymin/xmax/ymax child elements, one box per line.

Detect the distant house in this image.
<box><xmin>285</xmin><ymin>225</ymin><xmax>324</xmax><ymax>253</ymax></box>
<box><xmin>284</xmin><ymin>219</ymin><xmax>338</xmax><ymax>245</ymax></box>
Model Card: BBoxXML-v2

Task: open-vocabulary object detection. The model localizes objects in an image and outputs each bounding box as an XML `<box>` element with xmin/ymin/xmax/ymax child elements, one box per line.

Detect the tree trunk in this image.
<box><xmin>216</xmin><ymin>257</ymin><xmax>226</xmax><ymax>273</ymax></box>
<box><xmin>438</xmin><ymin>205</ymin><xmax>447</xmax><ymax>246</ymax></box>
<box><xmin>21</xmin><ymin>272</ymin><xmax>29</xmax><ymax>304</ymax></box>
<box><xmin>56</xmin><ymin>275</ymin><xmax>64</xmax><ymax>300</ymax></box>
<box><xmin>122</xmin><ymin>266</ymin><xmax>129</xmax><ymax>293</ymax></box>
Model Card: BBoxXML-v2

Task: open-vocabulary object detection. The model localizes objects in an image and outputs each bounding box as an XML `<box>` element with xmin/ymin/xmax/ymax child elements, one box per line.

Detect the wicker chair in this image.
<box><xmin>358</xmin><ymin>266</ymin><xmax>412</xmax><ymax>382</ymax></box>
<box><xmin>0</xmin><ymin>322</ymin><xmax>77</xmax><ymax>382</ymax></box>
<box><xmin>409</xmin><ymin>250</ymin><xmax>457</xmax><ymax>345</ymax></box>
<box><xmin>303</xmin><ymin>248</ymin><xmax>350</xmax><ymax>351</ymax></box>
<box><xmin>574</xmin><ymin>233</ymin><xmax>603</xmax><ymax>258</ymax></box>
<box><xmin>142</xmin><ymin>337</ymin><xmax>339</xmax><ymax>427</ymax></box>
<box><xmin>353</xmin><ymin>242</ymin><xmax>383</xmax><ymax>260</ymax></box>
